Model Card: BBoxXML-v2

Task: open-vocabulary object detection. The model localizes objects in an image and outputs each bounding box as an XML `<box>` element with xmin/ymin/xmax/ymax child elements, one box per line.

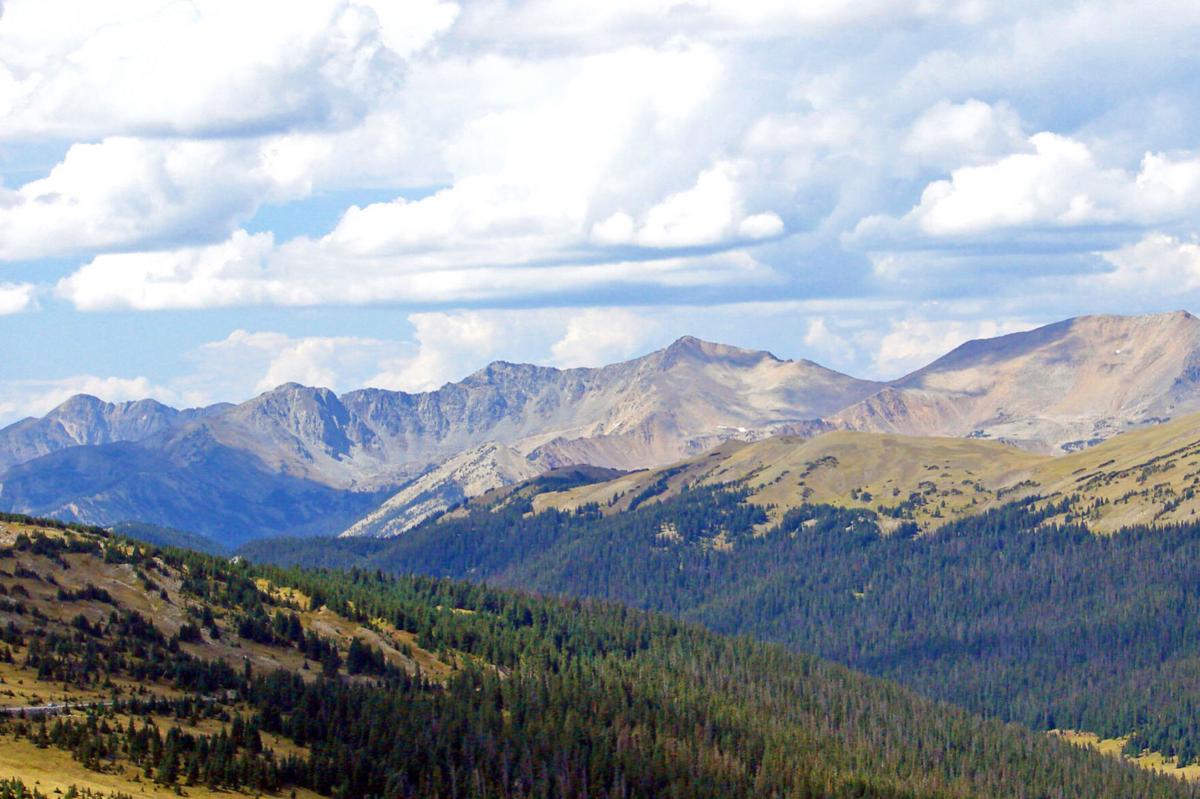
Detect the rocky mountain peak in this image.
<box><xmin>49</xmin><ymin>393</ymin><xmax>106</xmax><ymax>414</ymax></box>
<box><xmin>461</xmin><ymin>360</ymin><xmax>562</xmax><ymax>388</ymax></box>
<box><xmin>0</xmin><ymin>393</ymin><xmax>188</xmax><ymax>474</ymax></box>
<box><xmin>838</xmin><ymin>309</ymin><xmax>1200</xmax><ymax>452</ymax></box>
<box><xmin>658</xmin><ymin>335</ymin><xmax>782</xmax><ymax>368</ymax></box>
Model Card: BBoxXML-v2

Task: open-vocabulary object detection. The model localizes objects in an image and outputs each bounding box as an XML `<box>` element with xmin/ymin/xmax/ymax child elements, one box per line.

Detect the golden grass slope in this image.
<box><xmin>0</xmin><ymin>522</ymin><xmax>453</xmax><ymax>686</ymax></box>
<box><xmin>1051</xmin><ymin>730</ymin><xmax>1200</xmax><ymax>783</ymax></box>
<box><xmin>534</xmin><ymin>431</ymin><xmax>1048</xmax><ymax>531</ymax></box>
<box><xmin>0</xmin><ymin>720</ymin><xmax>327</xmax><ymax>799</ymax></box>
<box><xmin>534</xmin><ymin>411</ymin><xmax>1200</xmax><ymax>533</ymax></box>
<box><xmin>1030</xmin><ymin>411</ymin><xmax>1200</xmax><ymax>531</ymax></box>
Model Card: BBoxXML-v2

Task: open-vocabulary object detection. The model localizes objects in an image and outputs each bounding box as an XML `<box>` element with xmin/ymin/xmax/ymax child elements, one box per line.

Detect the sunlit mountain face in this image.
<box><xmin>3</xmin><ymin>1</ymin><xmax>1200</xmax><ymax>434</ymax></box>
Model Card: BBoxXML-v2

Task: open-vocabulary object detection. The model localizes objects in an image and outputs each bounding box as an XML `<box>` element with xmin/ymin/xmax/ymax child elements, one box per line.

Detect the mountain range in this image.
<box><xmin>4</xmin><ymin>310</ymin><xmax>1200</xmax><ymax>545</ymax></box>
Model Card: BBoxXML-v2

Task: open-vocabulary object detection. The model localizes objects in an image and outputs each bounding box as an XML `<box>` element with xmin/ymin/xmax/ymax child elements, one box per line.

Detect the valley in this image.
<box><xmin>4</xmin><ymin>516</ymin><xmax>1190</xmax><ymax>797</ymax></box>
<box><xmin>241</xmin><ymin>472</ymin><xmax>1200</xmax><ymax>779</ymax></box>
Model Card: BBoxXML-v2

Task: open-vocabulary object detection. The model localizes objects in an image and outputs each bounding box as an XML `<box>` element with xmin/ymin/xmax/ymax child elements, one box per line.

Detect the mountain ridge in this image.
<box><xmin>0</xmin><ymin>335</ymin><xmax>877</xmax><ymax>542</ymax></box>
<box><xmin>0</xmin><ymin>394</ymin><xmax>229</xmax><ymax>474</ymax></box>
<box><xmin>8</xmin><ymin>310</ymin><xmax>1200</xmax><ymax>543</ymax></box>
<box><xmin>834</xmin><ymin>310</ymin><xmax>1200</xmax><ymax>451</ymax></box>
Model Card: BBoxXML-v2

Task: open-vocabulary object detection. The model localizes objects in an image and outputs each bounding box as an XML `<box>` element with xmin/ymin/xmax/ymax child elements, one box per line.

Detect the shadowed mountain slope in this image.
<box><xmin>0</xmin><ymin>394</ymin><xmax>227</xmax><ymax>473</ymax></box>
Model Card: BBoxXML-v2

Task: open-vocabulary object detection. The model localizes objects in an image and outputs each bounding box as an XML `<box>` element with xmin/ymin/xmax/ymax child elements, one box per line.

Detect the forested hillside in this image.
<box><xmin>0</xmin><ymin>514</ymin><xmax>1191</xmax><ymax>797</ymax></box>
<box><xmin>242</xmin><ymin>487</ymin><xmax>1200</xmax><ymax>772</ymax></box>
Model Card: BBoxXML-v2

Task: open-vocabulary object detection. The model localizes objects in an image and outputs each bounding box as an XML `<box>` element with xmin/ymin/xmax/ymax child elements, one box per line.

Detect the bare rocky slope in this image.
<box><xmin>834</xmin><ymin>311</ymin><xmax>1200</xmax><ymax>452</ymax></box>
<box><xmin>347</xmin><ymin>311</ymin><xmax>1200</xmax><ymax>536</ymax></box>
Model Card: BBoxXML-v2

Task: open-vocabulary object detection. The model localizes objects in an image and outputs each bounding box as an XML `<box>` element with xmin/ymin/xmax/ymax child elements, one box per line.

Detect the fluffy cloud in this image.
<box><xmin>1097</xmin><ymin>233</ymin><xmax>1200</xmax><ymax>295</ymax></box>
<box><xmin>319</xmin><ymin>42</ymin><xmax>754</xmax><ymax>260</ymax></box>
<box><xmin>901</xmin><ymin>99</ymin><xmax>1027</xmax><ymax>169</ymax></box>
<box><xmin>874</xmin><ymin>317</ymin><xmax>1034</xmax><ymax>376</ymax></box>
<box><xmin>802</xmin><ymin>318</ymin><xmax>856</xmax><ymax>365</ymax></box>
<box><xmin>0</xmin><ymin>139</ymin><xmax>280</xmax><ymax>260</ymax></box>
<box><xmin>369</xmin><ymin>312</ymin><xmax>501</xmax><ymax>391</ymax></box>
<box><xmin>592</xmin><ymin>162</ymin><xmax>783</xmax><ymax>248</ymax></box>
<box><xmin>15</xmin><ymin>0</ymin><xmax>1200</xmax><ymax>308</ymax></box>
<box><xmin>20</xmin><ymin>37</ymin><xmax>793</xmax><ymax>297</ymax></box>
<box><xmin>0</xmin><ymin>0</ymin><xmax>466</xmax><ymax>262</ymax></box>
<box><xmin>0</xmin><ymin>0</ymin><xmax>456</xmax><ymax>139</ymax></box>
<box><xmin>0</xmin><ymin>375</ymin><xmax>173</xmax><ymax>423</ymax></box>
<box><xmin>856</xmin><ymin>134</ymin><xmax>1200</xmax><ymax>242</ymax></box>
<box><xmin>0</xmin><ymin>283</ymin><xmax>36</xmax><ymax>314</ymax></box>
<box><xmin>55</xmin><ymin>230</ymin><xmax>776</xmax><ymax>310</ymax></box>
<box><xmin>550</xmin><ymin>309</ymin><xmax>658</xmax><ymax>367</ymax></box>
<box><xmin>56</xmin><ymin>231</ymin><xmax>279</xmax><ymax>310</ymax></box>
<box><xmin>186</xmin><ymin>330</ymin><xmax>416</xmax><ymax>396</ymax></box>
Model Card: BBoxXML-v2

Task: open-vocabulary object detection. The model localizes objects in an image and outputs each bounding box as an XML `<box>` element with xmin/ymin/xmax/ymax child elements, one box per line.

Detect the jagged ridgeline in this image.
<box><xmin>242</xmin><ymin>481</ymin><xmax>1200</xmax><ymax>777</ymax></box>
<box><xmin>0</xmin><ymin>517</ymin><xmax>1192</xmax><ymax>798</ymax></box>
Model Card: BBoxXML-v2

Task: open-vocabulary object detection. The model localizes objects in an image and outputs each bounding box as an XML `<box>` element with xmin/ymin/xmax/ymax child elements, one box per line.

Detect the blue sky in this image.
<box><xmin>2</xmin><ymin>0</ymin><xmax>1199</xmax><ymax>422</ymax></box>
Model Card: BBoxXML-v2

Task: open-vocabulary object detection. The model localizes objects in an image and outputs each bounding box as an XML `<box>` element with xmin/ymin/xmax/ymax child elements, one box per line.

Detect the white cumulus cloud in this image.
<box><xmin>550</xmin><ymin>309</ymin><xmax>657</xmax><ymax>367</ymax></box>
<box><xmin>186</xmin><ymin>329</ymin><xmax>415</xmax><ymax>396</ymax></box>
<box><xmin>368</xmin><ymin>311</ymin><xmax>502</xmax><ymax>392</ymax></box>
<box><xmin>594</xmin><ymin>161</ymin><xmax>784</xmax><ymax>248</ymax></box>
<box><xmin>1097</xmin><ymin>233</ymin><xmax>1200</xmax><ymax>295</ymax></box>
<box><xmin>0</xmin><ymin>283</ymin><xmax>37</xmax><ymax>314</ymax></box>
<box><xmin>0</xmin><ymin>0</ymin><xmax>457</xmax><ymax>139</ymax></box>
<box><xmin>874</xmin><ymin>317</ymin><xmax>1034</xmax><ymax>377</ymax></box>
<box><xmin>0</xmin><ymin>138</ymin><xmax>281</xmax><ymax>260</ymax></box>
<box><xmin>0</xmin><ymin>375</ymin><xmax>174</xmax><ymax>423</ymax></box>
<box><xmin>902</xmin><ymin>99</ymin><xmax>1027</xmax><ymax>169</ymax></box>
<box><xmin>856</xmin><ymin>133</ymin><xmax>1200</xmax><ymax>242</ymax></box>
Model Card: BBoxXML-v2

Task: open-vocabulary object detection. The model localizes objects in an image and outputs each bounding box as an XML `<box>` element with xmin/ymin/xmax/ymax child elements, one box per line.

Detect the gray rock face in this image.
<box><xmin>339</xmin><ymin>443</ymin><xmax>544</xmax><ymax>539</ymax></box>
